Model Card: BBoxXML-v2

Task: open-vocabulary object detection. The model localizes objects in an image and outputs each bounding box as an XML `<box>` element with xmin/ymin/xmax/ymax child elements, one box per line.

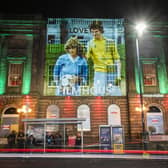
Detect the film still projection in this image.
<box><xmin>46</xmin><ymin>18</ymin><xmax>126</xmax><ymax>96</ymax></box>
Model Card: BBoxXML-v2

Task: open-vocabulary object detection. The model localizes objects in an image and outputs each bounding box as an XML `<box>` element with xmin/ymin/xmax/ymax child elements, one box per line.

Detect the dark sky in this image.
<box><xmin>0</xmin><ymin>0</ymin><xmax>168</xmax><ymax>20</ymax></box>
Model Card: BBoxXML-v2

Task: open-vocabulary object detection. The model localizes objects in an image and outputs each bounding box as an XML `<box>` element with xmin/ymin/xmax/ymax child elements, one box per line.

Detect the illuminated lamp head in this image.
<box><xmin>135</xmin><ymin>22</ymin><xmax>147</xmax><ymax>37</ymax></box>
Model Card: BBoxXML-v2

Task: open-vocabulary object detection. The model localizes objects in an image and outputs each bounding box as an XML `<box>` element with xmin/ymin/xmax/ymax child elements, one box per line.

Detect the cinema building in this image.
<box><xmin>0</xmin><ymin>14</ymin><xmax>168</xmax><ymax>149</ymax></box>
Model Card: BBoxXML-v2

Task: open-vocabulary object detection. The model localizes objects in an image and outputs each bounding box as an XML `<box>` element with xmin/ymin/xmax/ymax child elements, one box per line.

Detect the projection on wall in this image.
<box><xmin>45</xmin><ymin>18</ymin><xmax>126</xmax><ymax>96</ymax></box>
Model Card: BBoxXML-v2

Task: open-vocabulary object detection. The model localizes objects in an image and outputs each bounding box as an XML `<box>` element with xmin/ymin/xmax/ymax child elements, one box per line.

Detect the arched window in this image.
<box><xmin>46</xmin><ymin>105</ymin><xmax>60</xmax><ymax>132</ymax></box>
<box><xmin>107</xmin><ymin>104</ymin><xmax>121</xmax><ymax>126</ymax></box>
<box><xmin>46</xmin><ymin>105</ymin><xmax>60</xmax><ymax>118</ymax></box>
<box><xmin>147</xmin><ymin>106</ymin><xmax>164</xmax><ymax>134</ymax></box>
<box><xmin>77</xmin><ymin>104</ymin><xmax>90</xmax><ymax>131</ymax></box>
<box><xmin>4</xmin><ymin>107</ymin><xmax>17</xmax><ymax>115</ymax></box>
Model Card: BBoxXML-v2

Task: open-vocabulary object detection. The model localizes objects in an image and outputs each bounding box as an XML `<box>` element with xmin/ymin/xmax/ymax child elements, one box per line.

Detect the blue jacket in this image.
<box><xmin>53</xmin><ymin>54</ymin><xmax>88</xmax><ymax>85</ymax></box>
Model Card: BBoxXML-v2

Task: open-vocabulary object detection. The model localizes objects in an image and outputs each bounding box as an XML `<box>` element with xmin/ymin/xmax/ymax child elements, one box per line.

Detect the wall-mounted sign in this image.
<box><xmin>2</xmin><ymin>125</ymin><xmax>10</xmax><ymax>130</ymax></box>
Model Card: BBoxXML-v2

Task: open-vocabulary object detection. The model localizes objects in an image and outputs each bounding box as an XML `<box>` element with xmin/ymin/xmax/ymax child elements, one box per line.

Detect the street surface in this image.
<box><xmin>0</xmin><ymin>153</ymin><xmax>168</xmax><ymax>168</ymax></box>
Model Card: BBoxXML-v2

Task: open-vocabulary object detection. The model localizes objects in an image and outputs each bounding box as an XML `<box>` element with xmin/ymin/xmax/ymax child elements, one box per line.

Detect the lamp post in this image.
<box><xmin>17</xmin><ymin>104</ymin><xmax>32</xmax><ymax>132</ymax></box>
<box><xmin>134</xmin><ymin>22</ymin><xmax>147</xmax><ymax>150</ymax></box>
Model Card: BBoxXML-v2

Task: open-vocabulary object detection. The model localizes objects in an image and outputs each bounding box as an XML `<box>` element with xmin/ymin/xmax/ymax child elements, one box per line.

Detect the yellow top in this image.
<box><xmin>86</xmin><ymin>37</ymin><xmax>120</xmax><ymax>72</ymax></box>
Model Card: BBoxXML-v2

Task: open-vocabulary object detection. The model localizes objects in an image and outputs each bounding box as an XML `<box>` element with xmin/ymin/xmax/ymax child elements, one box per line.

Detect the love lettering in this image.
<box><xmin>69</xmin><ymin>27</ymin><xmax>89</xmax><ymax>33</ymax></box>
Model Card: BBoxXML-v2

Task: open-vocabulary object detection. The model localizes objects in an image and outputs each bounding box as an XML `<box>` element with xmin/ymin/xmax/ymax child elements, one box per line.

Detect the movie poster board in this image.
<box><xmin>99</xmin><ymin>125</ymin><xmax>112</xmax><ymax>150</ymax></box>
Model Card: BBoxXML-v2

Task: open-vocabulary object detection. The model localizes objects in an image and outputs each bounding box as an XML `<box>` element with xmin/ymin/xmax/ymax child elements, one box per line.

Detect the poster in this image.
<box><xmin>45</xmin><ymin>18</ymin><xmax>126</xmax><ymax>96</ymax></box>
<box><xmin>112</xmin><ymin>127</ymin><xmax>124</xmax><ymax>144</ymax></box>
<box><xmin>27</xmin><ymin>125</ymin><xmax>44</xmax><ymax>140</ymax></box>
<box><xmin>99</xmin><ymin>125</ymin><xmax>112</xmax><ymax>149</ymax></box>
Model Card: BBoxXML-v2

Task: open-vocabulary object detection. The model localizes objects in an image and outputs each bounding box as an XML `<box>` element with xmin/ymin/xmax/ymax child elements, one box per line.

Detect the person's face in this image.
<box><xmin>68</xmin><ymin>47</ymin><xmax>77</xmax><ymax>57</ymax></box>
<box><xmin>90</xmin><ymin>28</ymin><xmax>102</xmax><ymax>39</ymax></box>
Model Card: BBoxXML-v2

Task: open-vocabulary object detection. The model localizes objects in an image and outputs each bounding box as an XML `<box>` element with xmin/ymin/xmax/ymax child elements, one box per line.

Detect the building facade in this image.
<box><xmin>0</xmin><ymin>14</ymin><xmax>168</xmax><ymax>146</ymax></box>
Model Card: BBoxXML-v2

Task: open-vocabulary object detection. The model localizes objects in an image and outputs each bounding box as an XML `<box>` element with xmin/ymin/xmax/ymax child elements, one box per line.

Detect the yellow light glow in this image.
<box><xmin>135</xmin><ymin>106</ymin><xmax>147</xmax><ymax>111</ymax></box>
<box><xmin>17</xmin><ymin>108</ymin><xmax>21</xmax><ymax>113</ymax></box>
<box><xmin>17</xmin><ymin>104</ymin><xmax>32</xmax><ymax>114</ymax></box>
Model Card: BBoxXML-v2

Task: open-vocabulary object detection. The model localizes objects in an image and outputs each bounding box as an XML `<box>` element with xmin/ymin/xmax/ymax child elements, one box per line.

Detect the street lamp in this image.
<box><xmin>134</xmin><ymin>21</ymin><xmax>147</xmax><ymax>150</ymax></box>
<box><xmin>17</xmin><ymin>104</ymin><xmax>32</xmax><ymax>132</ymax></box>
<box><xmin>135</xmin><ymin>22</ymin><xmax>147</xmax><ymax>37</ymax></box>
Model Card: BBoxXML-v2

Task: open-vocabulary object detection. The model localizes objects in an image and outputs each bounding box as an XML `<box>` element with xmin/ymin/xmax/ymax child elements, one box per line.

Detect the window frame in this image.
<box><xmin>7</xmin><ymin>62</ymin><xmax>23</xmax><ymax>87</ymax></box>
<box><xmin>142</xmin><ymin>63</ymin><xmax>157</xmax><ymax>87</ymax></box>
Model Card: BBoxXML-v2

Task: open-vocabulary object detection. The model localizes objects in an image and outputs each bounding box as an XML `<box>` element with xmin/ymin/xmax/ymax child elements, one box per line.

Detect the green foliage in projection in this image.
<box><xmin>46</xmin><ymin>44</ymin><xmax>65</xmax><ymax>58</ymax></box>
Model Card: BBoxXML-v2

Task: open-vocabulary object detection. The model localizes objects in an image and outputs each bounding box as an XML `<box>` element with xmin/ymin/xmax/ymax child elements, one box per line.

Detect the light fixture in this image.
<box><xmin>135</xmin><ymin>22</ymin><xmax>147</xmax><ymax>37</ymax></box>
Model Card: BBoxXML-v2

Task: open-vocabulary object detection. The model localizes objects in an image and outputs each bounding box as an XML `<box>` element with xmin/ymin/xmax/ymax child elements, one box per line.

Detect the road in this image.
<box><xmin>0</xmin><ymin>153</ymin><xmax>168</xmax><ymax>168</ymax></box>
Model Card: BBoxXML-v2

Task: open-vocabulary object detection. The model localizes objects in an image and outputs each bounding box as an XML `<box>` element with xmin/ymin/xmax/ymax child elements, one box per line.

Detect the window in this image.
<box><xmin>48</xmin><ymin>64</ymin><xmax>56</xmax><ymax>87</ymax></box>
<box><xmin>147</xmin><ymin>106</ymin><xmax>164</xmax><ymax>134</ymax></box>
<box><xmin>143</xmin><ymin>63</ymin><xmax>157</xmax><ymax>86</ymax></box>
<box><xmin>48</xmin><ymin>35</ymin><xmax>56</xmax><ymax>44</ymax></box>
<box><xmin>8</xmin><ymin>63</ymin><xmax>23</xmax><ymax>87</ymax></box>
<box><xmin>46</xmin><ymin>105</ymin><xmax>60</xmax><ymax>132</ymax></box>
<box><xmin>4</xmin><ymin>108</ymin><xmax>17</xmax><ymax>114</ymax></box>
<box><xmin>46</xmin><ymin>105</ymin><xmax>60</xmax><ymax>118</ymax></box>
<box><xmin>77</xmin><ymin>104</ymin><xmax>90</xmax><ymax>131</ymax></box>
<box><xmin>108</xmin><ymin>104</ymin><xmax>121</xmax><ymax>126</ymax></box>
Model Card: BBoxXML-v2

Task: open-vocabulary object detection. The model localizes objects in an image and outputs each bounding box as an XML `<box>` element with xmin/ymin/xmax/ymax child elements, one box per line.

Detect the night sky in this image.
<box><xmin>0</xmin><ymin>0</ymin><xmax>168</xmax><ymax>20</ymax></box>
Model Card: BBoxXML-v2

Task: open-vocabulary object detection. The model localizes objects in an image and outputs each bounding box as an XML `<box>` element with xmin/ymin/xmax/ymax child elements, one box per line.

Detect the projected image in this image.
<box><xmin>53</xmin><ymin>37</ymin><xmax>88</xmax><ymax>96</ymax></box>
<box><xmin>46</xmin><ymin>18</ymin><xmax>126</xmax><ymax>96</ymax></box>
